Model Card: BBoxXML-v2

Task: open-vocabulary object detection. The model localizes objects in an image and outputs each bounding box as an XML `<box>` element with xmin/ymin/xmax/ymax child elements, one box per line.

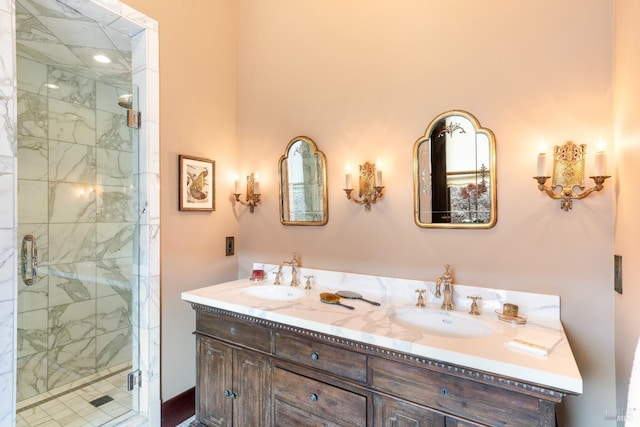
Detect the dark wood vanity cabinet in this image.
<box><xmin>191</xmin><ymin>305</ymin><xmax>569</xmax><ymax>427</ymax></box>
<box><xmin>194</xmin><ymin>337</ymin><xmax>272</xmax><ymax>427</ymax></box>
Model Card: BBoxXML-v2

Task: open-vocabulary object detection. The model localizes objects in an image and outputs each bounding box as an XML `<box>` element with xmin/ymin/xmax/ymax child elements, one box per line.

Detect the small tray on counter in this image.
<box><xmin>495</xmin><ymin>310</ymin><xmax>527</xmax><ymax>325</ymax></box>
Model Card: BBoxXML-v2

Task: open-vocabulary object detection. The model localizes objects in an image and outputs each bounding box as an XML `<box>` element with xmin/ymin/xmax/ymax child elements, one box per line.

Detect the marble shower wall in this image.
<box><xmin>2</xmin><ymin>0</ymin><xmax>160</xmax><ymax>423</ymax></box>
<box><xmin>16</xmin><ymin>55</ymin><xmax>135</xmax><ymax>401</ymax></box>
<box><xmin>0</xmin><ymin>2</ymin><xmax>17</xmax><ymax>424</ymax></box>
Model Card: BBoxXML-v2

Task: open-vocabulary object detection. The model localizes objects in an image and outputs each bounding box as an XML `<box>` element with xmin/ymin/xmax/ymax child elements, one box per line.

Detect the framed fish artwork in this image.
<box><xmin>179</xmin><ymin>155</ymin><xmax>215</xmax><ymax>211</ymax></box>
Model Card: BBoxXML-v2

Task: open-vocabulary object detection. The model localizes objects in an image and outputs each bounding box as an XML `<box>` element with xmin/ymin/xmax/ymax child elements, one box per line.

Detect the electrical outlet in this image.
<box><xmin>614</xmin><ymin>254</ymin><xmax>622</xmax><ymax>294</ymax></box>
<box><xmin>226</xmin><ymin>236</ymin><xmax>234</xmax><ymax>256</ymax></box>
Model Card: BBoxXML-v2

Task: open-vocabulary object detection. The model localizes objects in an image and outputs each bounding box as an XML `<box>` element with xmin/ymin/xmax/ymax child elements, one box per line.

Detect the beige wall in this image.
<box><xmin>121</xmin><ymin>0</ymin><xmax>239</xmax><ymax>401</ymax></box>
<box><xmin>237</xmin><ymin>1</ymin><xmax>615</xmax><ymax>425</ymax></box>
<box><xmin>614</xmin><ymin>0</ymin><xmax>640</xmax><ymax>417</ymax></box>
<box><xmin>117</xmin><ymin>0</ymin><xmax>632</xmax><ymax>424</ymax></box>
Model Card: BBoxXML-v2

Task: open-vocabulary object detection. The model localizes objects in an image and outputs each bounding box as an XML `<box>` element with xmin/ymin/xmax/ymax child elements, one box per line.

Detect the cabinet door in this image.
<box><xmin>233</xmin><ymin>348</ymin><xmax>272</xmax><ymax>427</ymax></box>
<box><xmin>196</xmin><ymin>336</ymin><xmax>233</xmax><ymax>427</ymax></box>
<box><xmin>374</xmin><ymin>394</ymin><xmax>445</xmax><ymax>427</ymax></box>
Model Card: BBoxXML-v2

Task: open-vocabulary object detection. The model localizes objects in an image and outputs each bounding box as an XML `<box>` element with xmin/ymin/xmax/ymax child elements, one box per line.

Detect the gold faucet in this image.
<box><xmin>436</xmin><ymin>264</ymin><xmax>453</xmax><ymax>310</ymax></box>
<box><xmin>273</xmin><ymin>264</ymin><xmax>283</xmax><ymax>285</ymax></box>
<box><xmin>415</xmin><ymin>289</ymin><xmax>426</xmax><ymax>307</ymax></box>
<box><xmin>284</xmin><ymin>253</ymin><xmax>299</xmax><ymax>286</ymax></box>
<box><xmin>304</xmin><ymin>275</ymin><xmax>314</xmax><ymax>290</ymax></box>
<box><xmin>467</xmin><ymin>296</ymin><xmax>482</xmax><ymax>315</ymax></box>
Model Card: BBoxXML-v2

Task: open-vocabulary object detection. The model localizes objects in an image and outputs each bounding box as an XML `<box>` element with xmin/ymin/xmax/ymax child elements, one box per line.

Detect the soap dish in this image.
<box><xmin>495</xmin><ymin>310</ymin><xmax>527</xmax><ymax>325</ymax></box>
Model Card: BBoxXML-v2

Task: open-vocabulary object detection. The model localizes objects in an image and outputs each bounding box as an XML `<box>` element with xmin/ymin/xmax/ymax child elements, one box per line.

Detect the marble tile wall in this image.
<box><xmin>0</xmin><ymin>0</ymin><xmax>160</xmax><ymax>424</ymax></box>
<box><xmin>0</xmin><ymin>1</ymin><xmax>18</xmax><ymax>425</ymax></box>
<box><xmin>16</xmin><ymin>55</ymin><xmax>135</xmax><ymax>400</ymax></box>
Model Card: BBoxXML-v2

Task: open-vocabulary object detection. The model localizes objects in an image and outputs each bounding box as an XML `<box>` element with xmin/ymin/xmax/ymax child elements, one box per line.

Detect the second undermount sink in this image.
<box><xmin>392</xmin><ymin>308</ymin><xmax>492</xmax><ymax>338</ymax></box>
<box><xmin>242</xmin><ymin>285</ymin><xmax>305</xmax><ymax>301</ymax></box>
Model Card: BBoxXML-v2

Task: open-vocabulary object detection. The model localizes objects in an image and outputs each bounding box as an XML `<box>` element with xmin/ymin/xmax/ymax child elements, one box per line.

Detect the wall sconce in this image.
<box><xmin>343</xmin><ymin>161</ymin><xmax>385</xmax><ymax>212</ymax></box>
<box><xmin>533</xmin><ymin>141</ymin><xmax>611</xmax><ymax>211</ymax></box>
<box><xmin>234</xmin><ymin>173</ymin><xmax>261</xmax><ymax>213</ymax></box>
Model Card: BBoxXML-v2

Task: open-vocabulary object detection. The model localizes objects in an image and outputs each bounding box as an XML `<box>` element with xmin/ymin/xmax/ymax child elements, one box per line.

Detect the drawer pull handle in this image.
<box><xmin>309</xmin><ymin>393</ymin><xmax>318</xmax><ymax>402</ymax></box>
<box><xmin>224</xmin><ymin>389</ymin><xmax>238</xmax><ymax>399</ymax></box>
<box><xmin>441</xmin><ymin>387</ymin><xmax>449</xmax><ymax>397</ymax></box>
<box><xmin>310</xmin><ymin>352</ymin><xmax>320</xmax><ymax>361</ymax></box>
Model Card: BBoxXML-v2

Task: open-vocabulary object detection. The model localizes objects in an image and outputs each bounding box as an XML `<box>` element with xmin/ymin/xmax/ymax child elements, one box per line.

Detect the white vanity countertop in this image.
<box><xmin>182</xmin><ymin>264</ymin><xmax>582</xmax><ymax>394</ymax></box>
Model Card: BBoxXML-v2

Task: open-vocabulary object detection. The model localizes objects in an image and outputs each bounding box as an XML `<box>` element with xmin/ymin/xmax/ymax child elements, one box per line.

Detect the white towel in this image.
<box><xmin>507</xmin><ymin>330</ymin><xmax>563</xmax><ymax>356</ymax></box>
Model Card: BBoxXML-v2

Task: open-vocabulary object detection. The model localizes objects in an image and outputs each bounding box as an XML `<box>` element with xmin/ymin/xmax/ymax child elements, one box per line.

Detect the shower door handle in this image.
<box><xmin>21</xmin><ymin>234</ymin><xmax>38</xmax><ymax>286</ymax></box>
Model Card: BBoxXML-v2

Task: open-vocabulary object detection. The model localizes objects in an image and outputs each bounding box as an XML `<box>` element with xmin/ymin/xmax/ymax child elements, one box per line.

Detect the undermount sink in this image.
<box><xmin>392</xmin><ymin>308</ymin><xmax>492</xmax><ymax>338</ymax></box>
<box><xmin>242</xmin><ymin>285</ymin><xmax>305</xmax><ymax>301</ymax></box>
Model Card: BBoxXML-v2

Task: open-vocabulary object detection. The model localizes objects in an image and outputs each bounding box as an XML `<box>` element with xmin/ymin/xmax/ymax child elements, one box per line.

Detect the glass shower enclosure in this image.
<box><xmin>15</xmin><ymin>0</ymin><xmax>142</xmax><ymax>423</ymax></box>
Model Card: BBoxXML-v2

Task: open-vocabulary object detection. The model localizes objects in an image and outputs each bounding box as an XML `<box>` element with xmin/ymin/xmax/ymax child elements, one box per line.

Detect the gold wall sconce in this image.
<box><xmin>343</xmin><ymin>161</ymin><xmax>385</xmax><ymax>212</ymax></box>
<box><xmin>534</xmin><ymin>141</ymin><xmax>610</xmax><ymax>211</ymax></box>
<box><xmin>234</xmin><ymin>173</ymin><xmax>261</xmax><ymax>213</ymax></box>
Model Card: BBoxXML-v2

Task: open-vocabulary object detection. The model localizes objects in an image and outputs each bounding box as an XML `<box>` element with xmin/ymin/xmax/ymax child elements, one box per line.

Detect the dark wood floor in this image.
<box><xmin>161</xmin><ymin>387</ymin><xmax>195</xmax><ymax>427</ymax></box>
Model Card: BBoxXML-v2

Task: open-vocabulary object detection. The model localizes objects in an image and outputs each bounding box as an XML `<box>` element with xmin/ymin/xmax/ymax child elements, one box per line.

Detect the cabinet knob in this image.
<box><xmin>310</xmin><ymin>352</ymin><xmax>320</xmax><ymax>361</ymax></box>
<box><xmin>309</xmin><ymin>393</ymin><xmax>318</xmax><ymax>402</ymax></box>
<box><xmin>224</xmin><ymin>389</ymin><xmax>238</xmax><ymax>399</ymax></box>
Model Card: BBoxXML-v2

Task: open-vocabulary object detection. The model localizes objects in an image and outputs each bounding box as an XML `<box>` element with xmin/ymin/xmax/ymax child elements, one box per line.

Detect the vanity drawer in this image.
<box><xmin>275</xmin><ymin>332</ymin><xmax>367</xmax><ymax>383</ymax></box>
<box><xmin>196</xmin><ymin>311</ymin><xmax>271</xmax><ymax>353</ymax></box>
<box><xmin>370</xmin><ymin>357</ymin><xmax>544</xmax><ymax>427</ymax></box>
<box><xmin>272</xmin><ymin>367</ymin><xmax>367</xmax><ymax>426</ymax></box>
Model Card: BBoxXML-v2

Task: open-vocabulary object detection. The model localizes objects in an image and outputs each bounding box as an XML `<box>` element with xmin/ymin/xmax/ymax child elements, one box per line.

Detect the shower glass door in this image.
<box><xmin>16</xmin><ymin>47</ymin><xmax>141</xmax><ymax>423</ymax></box>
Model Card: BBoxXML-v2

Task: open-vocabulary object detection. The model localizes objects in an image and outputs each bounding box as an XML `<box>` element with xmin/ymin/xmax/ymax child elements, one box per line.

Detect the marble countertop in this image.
<box><xmin>182</xmin><ymin>264</ymin><xmax>582</xmax><ymax>394</ymax></box>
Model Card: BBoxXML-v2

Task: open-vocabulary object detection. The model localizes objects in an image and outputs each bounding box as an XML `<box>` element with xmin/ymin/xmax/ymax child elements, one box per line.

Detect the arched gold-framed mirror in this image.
<box><xmin>413</xmin><ymin>110</ymin><xmax>497</xmax><ymax>228</ymax></box>
<box><xmin>279</xmin><ymin>136</ymin><xmax>328</xmax><ymax>225</ymax></box>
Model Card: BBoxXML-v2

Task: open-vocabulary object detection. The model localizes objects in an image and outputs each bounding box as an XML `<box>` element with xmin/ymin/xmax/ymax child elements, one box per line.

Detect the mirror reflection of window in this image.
<box><xmin>442</xmin><ymin>117</ymin><xmax>491</xmax><ymax>224</ymax></box>
<box><xmin>279</xmin><ymin>136</ymin><xmax>328</xmax><ymax>226</ymax></box>
<box><xmin>413</xmin><ymin>111</ymin><xmax>496</xmax><ymax>229</ymax></box>
<box><xmin>287</xmin><ymin>141</ymin><xmax>323</xmax><ymax>222</ymax></box>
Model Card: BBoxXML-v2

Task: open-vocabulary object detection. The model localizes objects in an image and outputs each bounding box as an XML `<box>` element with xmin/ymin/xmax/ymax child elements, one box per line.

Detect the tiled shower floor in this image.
<box><xmin>16</xmin><ymin>363</ymin><xmax>135</xmax><ymax>427</ymax></box>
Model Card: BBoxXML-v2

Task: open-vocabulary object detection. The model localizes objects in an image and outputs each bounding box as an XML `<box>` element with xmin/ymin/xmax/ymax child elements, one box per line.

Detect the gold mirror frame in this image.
<box><xmin>279</xmin><ymin>136</ymin><xmax>328</xmax><ymax>226</ymax></box>
<box><xmin>413</xmin><ymin>110</ymin><xmax>497</xmax><ymax>229</ymax></box>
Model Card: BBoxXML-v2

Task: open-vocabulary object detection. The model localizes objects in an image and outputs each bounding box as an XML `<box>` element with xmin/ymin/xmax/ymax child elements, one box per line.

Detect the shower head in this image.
<box><xmin>118</xmin><ymin>93</ymin><xmax>133</xmax><ymax>109</ymax></box>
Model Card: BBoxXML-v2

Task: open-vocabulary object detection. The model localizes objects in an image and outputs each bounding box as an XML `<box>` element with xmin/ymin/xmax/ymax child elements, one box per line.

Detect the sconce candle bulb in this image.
<box><xmin>345</xmin><ymin>174</ymin><xmax>352</xmax><ymax>190</ymax></box>
<box><xmin>536</xmin><ymin>152</ymin><xmax>547</xmax><ymax>177</ymax></box>
<box><xmin>594</xmin><ymin>151</ymin><xmax>606</xmax><ymax>176</ymax></box>
<box><xmin>344</xmin><ymin>164</ymin><xmax>353</xmax><ymax>190</ymax></box>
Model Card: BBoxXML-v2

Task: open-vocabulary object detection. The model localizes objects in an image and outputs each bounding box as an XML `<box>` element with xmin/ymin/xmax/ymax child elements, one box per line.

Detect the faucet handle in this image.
<box><xmin>415</xmin><ymin>289</ymin><xmax>426</xmax><ymax>307</ymax></box>
<box><xmin>467</xmin><ymin>296</ymin><xmax>482</xmax><ymax>315</ymax></box>
<box><xmin>272</xmin><ymin>264</ymin><xmax>284</xmax><ymax>285</ymax></box>
<box><xmin>304</xmin><ymin>275</ymin><xmax>313</xmax><ymax>290</ymax></box>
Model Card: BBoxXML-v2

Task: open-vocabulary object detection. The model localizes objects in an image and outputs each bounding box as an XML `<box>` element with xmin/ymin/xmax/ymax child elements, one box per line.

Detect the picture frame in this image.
<box><xmin>179</xmin><ymin>155</ymin><xmax>215</xmax><ymax>211</ymax></box>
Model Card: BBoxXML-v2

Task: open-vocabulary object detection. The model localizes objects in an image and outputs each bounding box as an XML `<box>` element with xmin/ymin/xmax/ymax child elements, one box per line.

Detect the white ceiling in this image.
<box><xmin>15</xmin><ymin>0</ymin><xmax>142</xmax><ymax>88</ymax></box>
